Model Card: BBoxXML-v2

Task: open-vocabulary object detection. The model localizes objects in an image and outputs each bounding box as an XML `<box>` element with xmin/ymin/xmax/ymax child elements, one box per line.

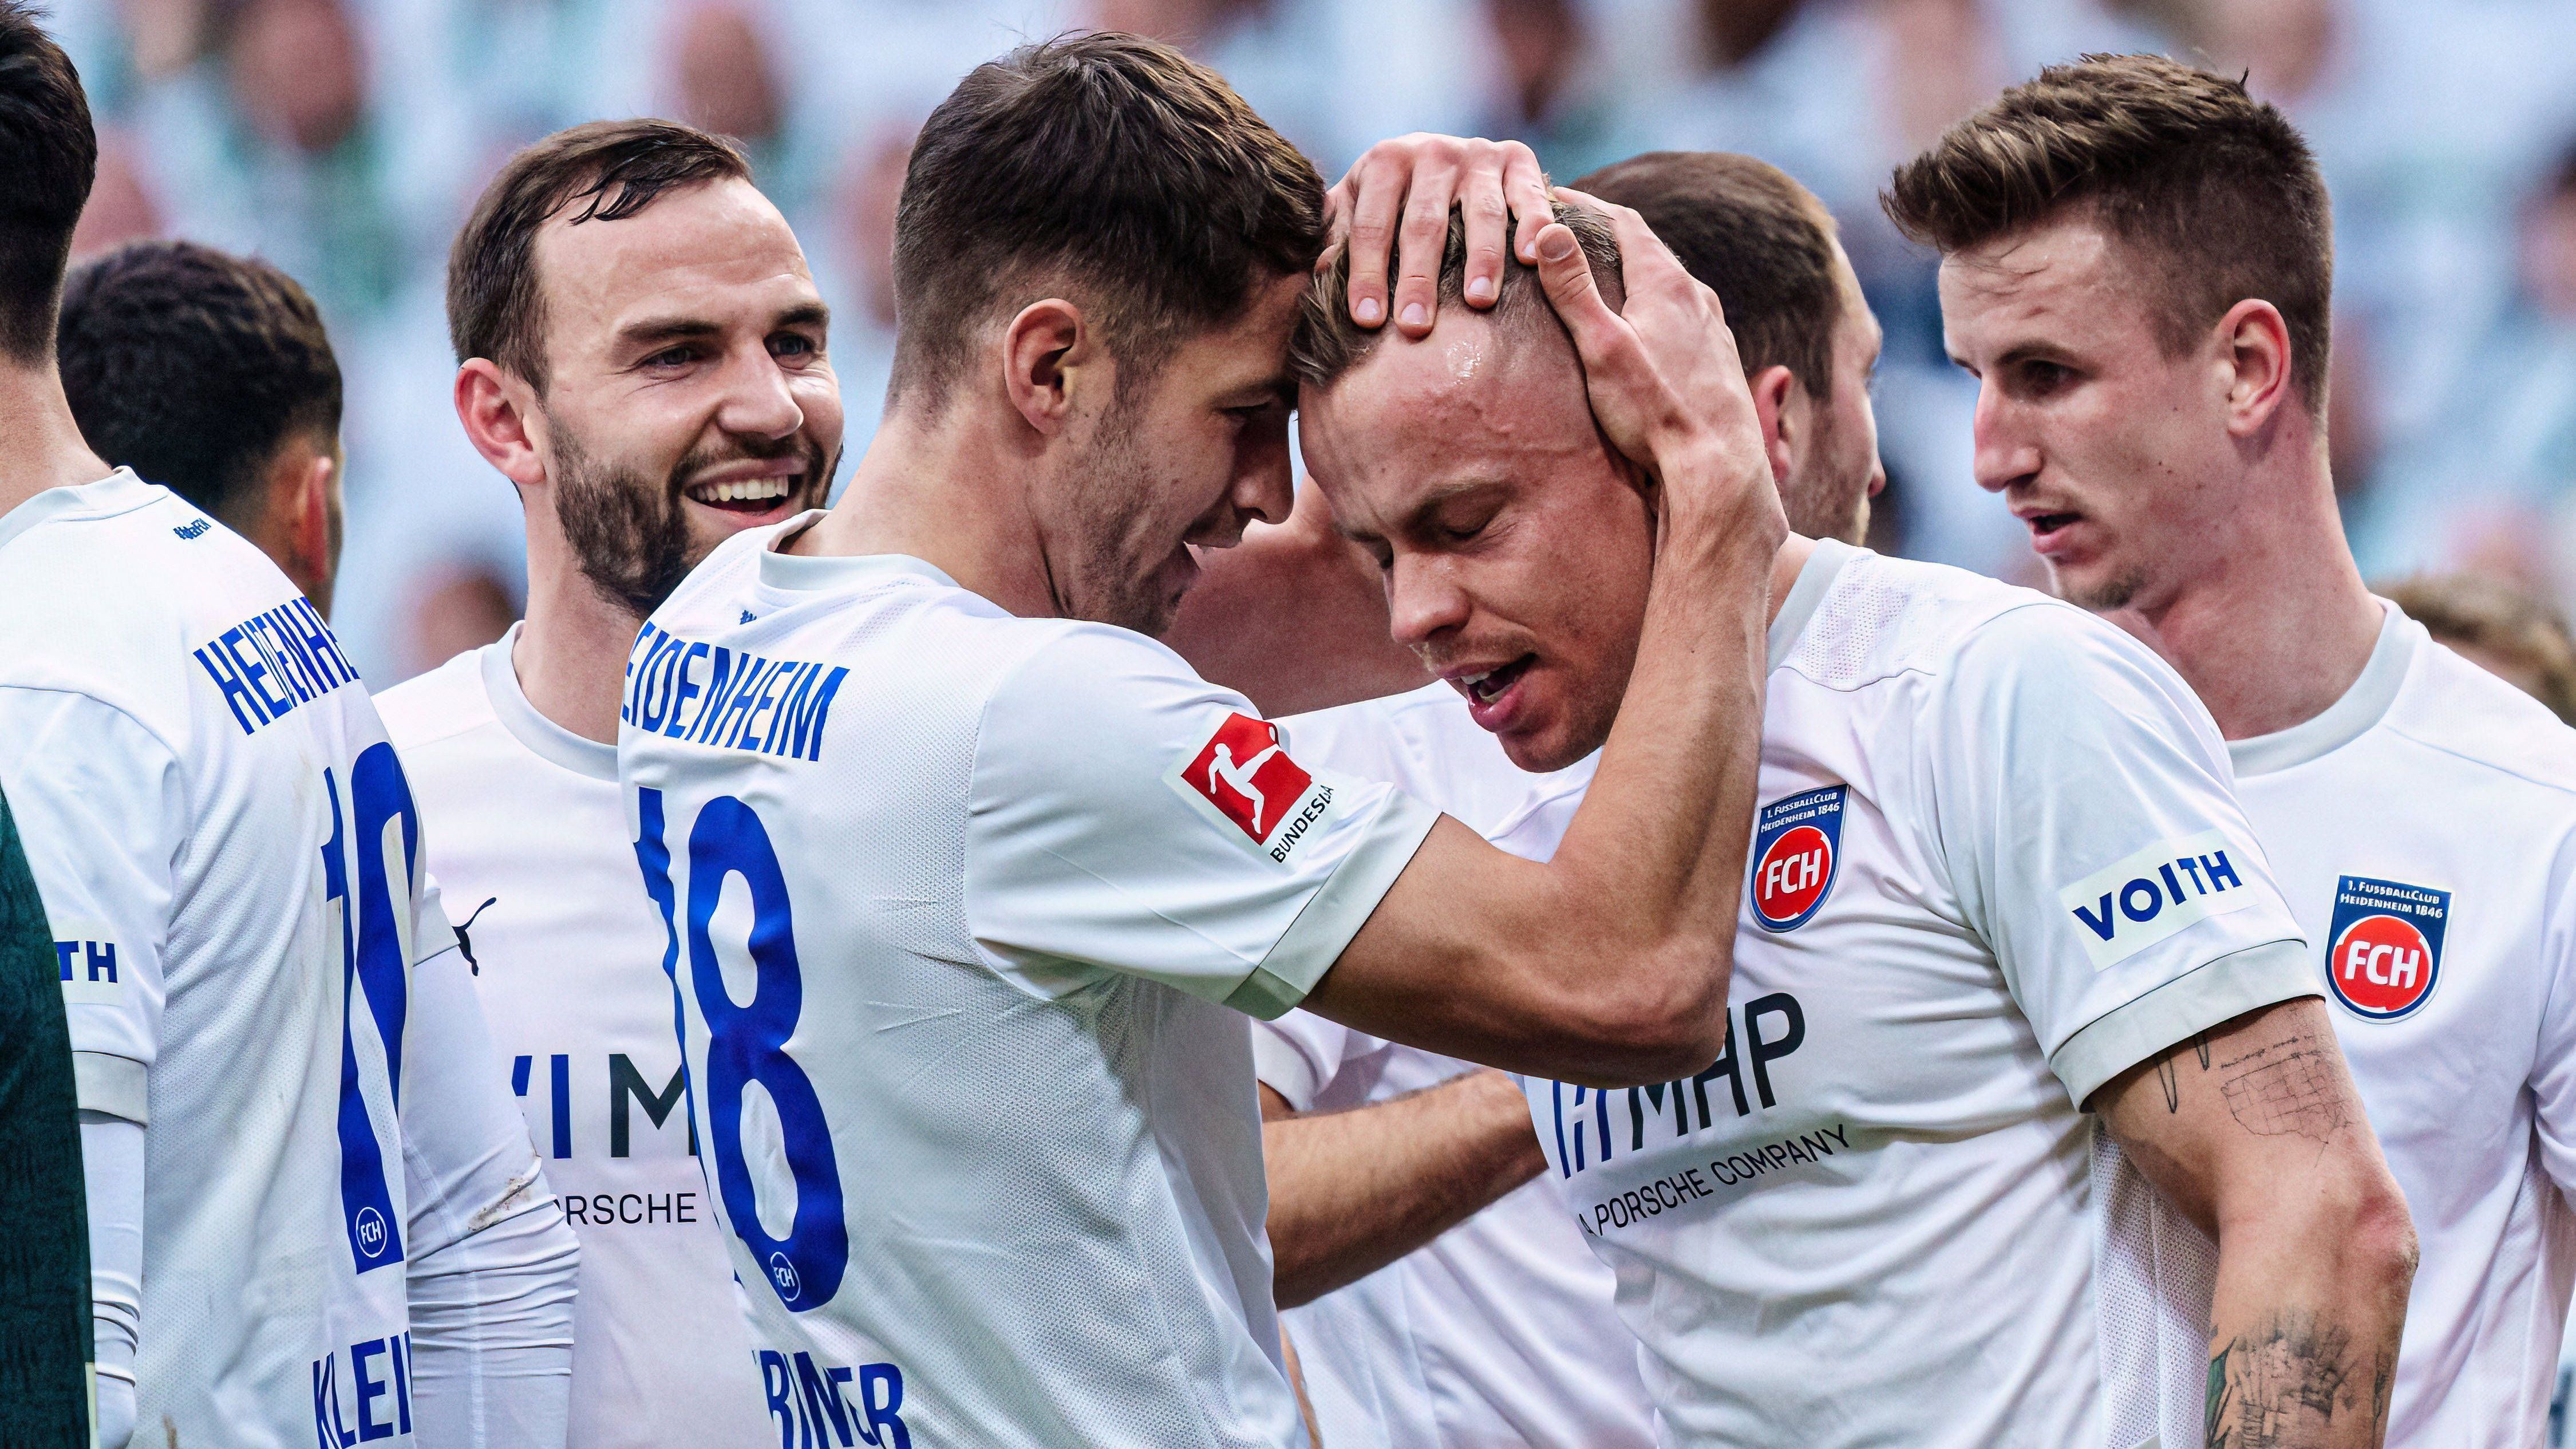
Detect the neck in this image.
<box><xmin>2104</xmin><ymin>437</ymin><xmax>2380</xmax><ymax>740</ymax></box>
<box><xmin>0</xmin><ymin>357</ymin><xmax>114</xmax><ymax>519</ymax></box>
<box><xmin>513</xmin><ymin>499</ymin><xmax>648</xmax><ymax>745</ymax></box>
<box><xmin>792</xmin><ymin>400</ymin><xmax>1059</xmax><ymax>618</ymax></box>
<box><xmin>1768</xmin><ymin>532</ymin><xmax>1816</xmax><ymax>624</ymax></box>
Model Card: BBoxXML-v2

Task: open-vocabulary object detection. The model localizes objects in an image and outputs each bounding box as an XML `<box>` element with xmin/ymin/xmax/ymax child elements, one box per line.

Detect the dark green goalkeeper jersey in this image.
<box><xmin>0</xmin><ymin>781</ymin><xmax>90</xmax><ymax>1446</ymax></box>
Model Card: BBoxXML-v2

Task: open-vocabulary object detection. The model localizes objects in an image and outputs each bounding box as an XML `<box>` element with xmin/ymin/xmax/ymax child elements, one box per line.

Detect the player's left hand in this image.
<box><xmin>1324</xmin><ymin>134</ymin><xmax>1552</xmax><ymax>339</ymax></box>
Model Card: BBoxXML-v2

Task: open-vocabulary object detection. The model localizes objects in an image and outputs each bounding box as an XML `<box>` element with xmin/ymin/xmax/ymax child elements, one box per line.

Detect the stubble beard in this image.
<box><xmin>1056</xmin><ymin>396</ymin><xmax>1181</xmax><ymax>636</ymax></box>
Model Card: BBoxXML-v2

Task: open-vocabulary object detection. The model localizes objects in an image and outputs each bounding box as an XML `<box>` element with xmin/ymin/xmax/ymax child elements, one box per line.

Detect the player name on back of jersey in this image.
<box><xmin>621</xmin><ymin>621</ymin><xmax>850</xmax><ymax>763</ymax></box>
<box><xmin>191</xmin><ymin>596</ymin><xmax>362</xmax><ymax>736</ymax></box>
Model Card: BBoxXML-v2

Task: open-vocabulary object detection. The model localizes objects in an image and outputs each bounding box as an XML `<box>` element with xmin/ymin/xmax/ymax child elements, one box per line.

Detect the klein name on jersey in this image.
<box><xmin>1751</xmin><ymin>785</ymin><xmax>1846</xmax><ymax>931</ymax></box>
<box><xmin>2057</xmin><ymin>828</ymin><xmax>2258</xmax><ymax>970</ymax></box>
<box><xmin>192</xmin><ymin>597</ymin><xmax>359</xmax><ymax>736</ymax></box>
<box><xmin>622</xmin><ymin>622</ymin><xmax>851</xmax><ymax>764</ymax></box>
<box><xmin>1165</xmin><ymin>712</ymin><xmax>1336</xmax><ymax>863</ymax></box>
<box><xmin>2324</xmin><ymin>875</ymin><xmax>2449</xmax><ymax>1021</ymax></box>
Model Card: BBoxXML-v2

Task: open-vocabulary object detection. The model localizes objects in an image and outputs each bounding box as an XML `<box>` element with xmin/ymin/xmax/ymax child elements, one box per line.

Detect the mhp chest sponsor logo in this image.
<box><xmin>2059</xmin><ymin>828</ymin><xmax>2259</xmax><ymax>970</ymax></box>
<box><xmin>1751</xmin><ymin>785</ymin><xmax>1844</xmax><ymax>931</ymax></box>
<box><xmin>2325</xmin><ymin>876</ymin><xmax>2448</xmax><ymax>1021</ymax></box>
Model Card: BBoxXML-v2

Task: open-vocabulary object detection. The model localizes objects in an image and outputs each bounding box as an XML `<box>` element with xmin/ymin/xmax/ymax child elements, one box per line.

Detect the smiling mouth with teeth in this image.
<box><xmin>685</xmin><ymin>476</ymin><xmax>799</xmax><ymax>512</ymax></box>
<box><xmin>1456</xmin><ymin>655</ymin><xmax>1534</xmax><ymax>704</ymax></box>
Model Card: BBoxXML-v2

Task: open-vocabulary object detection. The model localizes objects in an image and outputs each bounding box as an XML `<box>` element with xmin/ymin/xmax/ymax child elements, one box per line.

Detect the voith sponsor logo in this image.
<box><xmin>1750</xmin><ymin>784</ymin><xmax>1844</xmax><ymax>931</ymax></box>
<box><xmin>1165</xmin><ymin>712</ymin><xmax>1336</xmax><ymax>863</ymax></box>
<box><xmin>2324</xmin><ymin>875</ymin><xmax>2448</xmax><ymax>1021</ymax></box>
<box><xmin>2059</xmin><ymin>828</ymin><xmax>2260</xmax><ymax>970</ymax></box>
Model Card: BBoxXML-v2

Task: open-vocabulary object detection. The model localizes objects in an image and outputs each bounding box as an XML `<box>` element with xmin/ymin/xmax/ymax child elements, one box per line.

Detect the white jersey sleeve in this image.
<box><xmin>1254</xmin><ymin>1012</ymin><xmax>1376</xmax><ymax>1113</ymax></box>
<box><xmin>963</xmin><ymin>626</ymin><xmax>1438</xmax><ymax>1018</ymax></box>
<box><xmin>2528</xmin><ymin>831</ymin><xmax>2576</xmax><ymax>1198</ymax></box>
<box><xmin>1927</xmin><ymin>605</ymin><xmax>2312</xmax><ymax>1107</ymax></box>
<box><xmin>0</xmin><ymin>688</ymin><xmax>180</xmax><ymax>1124</ymax></box>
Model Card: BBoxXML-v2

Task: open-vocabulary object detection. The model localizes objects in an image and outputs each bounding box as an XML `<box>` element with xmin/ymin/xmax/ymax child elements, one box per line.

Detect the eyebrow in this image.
<box><xmin>1333</xmin><ymin>477</ymin><xmax>1503</xmax><ymax>543</ymax></box>
<box><xmin>614</xmin><ymin>300</ymin><xmax>831</xmax><ymax>353</ymax></box>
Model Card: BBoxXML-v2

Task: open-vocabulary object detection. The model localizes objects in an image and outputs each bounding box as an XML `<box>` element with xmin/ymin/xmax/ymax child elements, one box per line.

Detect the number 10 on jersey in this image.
<box><xmin>635</xmin><ymin>787</ymin><xmax>849</xmax><ymax>1312</ymax></box>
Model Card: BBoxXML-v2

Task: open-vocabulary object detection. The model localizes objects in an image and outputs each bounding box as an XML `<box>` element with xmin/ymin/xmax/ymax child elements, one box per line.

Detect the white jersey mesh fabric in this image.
<box><xmin>2092</xmin><ymin>1126</ymin><xmax>2220</xmax><ymax>1449</ymax></box>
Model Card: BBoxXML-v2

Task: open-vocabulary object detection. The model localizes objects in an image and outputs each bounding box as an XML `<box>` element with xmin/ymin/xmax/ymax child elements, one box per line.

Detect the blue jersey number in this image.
<box><xmin>319</xmin><ymin>742</ymin><xmax>420</xmax><ymax>1273</ymax></box>
<box><xmin>636</xmin><ymin>788</ymin><xmax>848</xmax><ymax>1312</ymax></box>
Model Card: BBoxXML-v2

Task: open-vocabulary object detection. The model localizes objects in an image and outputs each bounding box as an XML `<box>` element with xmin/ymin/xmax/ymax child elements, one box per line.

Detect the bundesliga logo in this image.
<box><xmin>1751</xmin><ymin>784</ymin><xmax>1846</xmax><ymax>931</ymax></box>
<box><xmin>1166</xmin><ymin>712</ymin><xmax>1333</xmax><ymax>862</ymax></box>
<box><xmin>2324</xmin><ymin>875</ymin><xmax>2449</xmax><ymax>1021</ymax></box>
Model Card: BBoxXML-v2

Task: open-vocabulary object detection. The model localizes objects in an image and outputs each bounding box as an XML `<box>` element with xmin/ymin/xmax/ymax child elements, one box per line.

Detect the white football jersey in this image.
<box><xmin>1287</xmin><ymin>540</ymin><xmax>2314</xmax><ymax>1449</ymax></box>
<box><xmin>0</xmin><ymin>471</ymin><xmax>457</xmax><ymax>1444</ymax></box>
<box><xmin>378</xmin><ymin>627</ymin><xmax>773</xmax><ymax>1447</ymax></box>
<box><xmin>1258</xmin><ymin>693</ymin><xmax>1654</xmax><ymax>1449</ymax></box>
<box><xmin>2227</xmin><ymin>599</ymin><xmax>2576</xmax><ymax>1447</ymax></box>
<box><xmin>615</xmin><ymin>521</ymin><xmax>1436</xmax><ymax>1449</ymax></box>
<box><xmin>1255</xmin><ymin>1016</ymin><xmax>1656</xmax><ymax>1449</ymax></box>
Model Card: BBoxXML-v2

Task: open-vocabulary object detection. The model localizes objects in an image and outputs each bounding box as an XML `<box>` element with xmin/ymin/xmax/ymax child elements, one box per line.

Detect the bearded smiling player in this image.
<box><xmin>1894</xmin><ymin>54</ymin><xmax>2576</xmax><ymax>1447</ymax></box>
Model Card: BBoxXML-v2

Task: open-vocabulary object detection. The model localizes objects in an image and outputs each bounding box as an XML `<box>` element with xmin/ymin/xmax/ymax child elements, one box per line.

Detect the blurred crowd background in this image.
<box><xmin>41</xmin><ymin>0</ymin><xmax>2576</xmax><ymax>690</ymax></box>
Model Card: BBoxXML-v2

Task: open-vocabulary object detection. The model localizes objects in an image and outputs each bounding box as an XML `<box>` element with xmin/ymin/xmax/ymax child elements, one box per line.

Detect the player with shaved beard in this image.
<box><xmin>1893</xmin><ymin>54</ymin><xmax>2576</xmax><ymax>1447</ymax></box>
<box><xmin>1228</xmin><ymin>184</ymin><xmax>2416</xmax><ymax>1447</ymax></box>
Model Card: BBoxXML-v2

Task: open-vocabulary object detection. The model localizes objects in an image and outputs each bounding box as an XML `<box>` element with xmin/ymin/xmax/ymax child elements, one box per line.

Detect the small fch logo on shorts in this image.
<box><xmin>1751</xmin><ymin>784</ymin><xmax>1845</xmax><ymax>931</ymax></box>
<box><xmin>1166</xmin><ymin>712</ymin><xmax>1334</xmax><ymax>863</ymax></box>
<box><xmin>2325</xmin><ymin>875</ymin><xmax>2448</xmax><ymax>1021</ymax></box>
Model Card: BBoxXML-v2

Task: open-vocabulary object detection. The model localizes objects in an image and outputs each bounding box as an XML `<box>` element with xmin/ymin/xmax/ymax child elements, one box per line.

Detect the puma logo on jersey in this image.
<box><xmin>2324</xmin><ymin>875</ymin><xmax>2448</xmax><ymax>1021</ymax></box>
<box><xmin>2060</xmin><ymin>829</ymin><xmax>2258</xmax><ymax>969</ymax></box>
<box><xmin>1165</xmin><ymin>712</ymin><xmax>1335</xmax><ymax>862</ymax></box>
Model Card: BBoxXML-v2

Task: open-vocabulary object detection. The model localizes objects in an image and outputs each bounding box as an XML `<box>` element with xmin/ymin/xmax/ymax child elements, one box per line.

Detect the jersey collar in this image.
<box><xmin>1765</xmin><ymin>536</ymin><xmax>1863</xmax><ymax>673</ymax></box>
<box><xmin>2227</xmin><ymin>598</ymin><xmax>2415</xmax><ymax>779</ymax></box>
<box><xmin>480</xmin><ymin>622</ymin><xmax>619</xmax><ymax>783</ymax></box>
<box><xmin>0</xmin><ymin>468</ymin><xmax>157</xmax><ymax>556</ymax></box>
<box><xmin>756</xmin><ymin>511</ymin><xmax>961</xmax><ymax>595</ymax></box>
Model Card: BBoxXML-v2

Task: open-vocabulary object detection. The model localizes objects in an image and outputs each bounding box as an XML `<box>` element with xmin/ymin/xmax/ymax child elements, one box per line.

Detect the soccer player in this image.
<box><xmin>1273</xmin><ymin>189</ymin><xmax>2415</xmax><ymax>1447</ymax></box>
<box><xmin>619</xmin><ymin>31</ymin><xmax>1787</xmax><ymax>1448</ymax></box>
<box><xmin>376</xmin><ymin>120</ymin><xmax>824</xmax><ymax>1445</ymax></box>
<box><xmin>1240</xmin><ymin>151</ymin><xmax>1882</xmax><ymax>1449</ymax></box>
<box><xmin>0</xmin><ymin>779</ymin><xmax>89</xmax><ymax>1448</ymax></box>
<box><xmin>1889</xmin><ymin>53</ymin><xmax>2576</xmax><ymax>1446</ymax></box>
<box><xmin>57</xmin><ymin>240</ymin><xmax>347</xmax><ymax>618</ymax></box>
<box><xmin>0</xmin><ymin>11</ymin><xmax>578</xmax><ymax>1445</ymax></box>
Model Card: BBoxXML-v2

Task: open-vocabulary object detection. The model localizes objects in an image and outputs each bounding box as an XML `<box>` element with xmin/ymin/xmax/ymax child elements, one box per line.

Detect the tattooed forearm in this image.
<box><xmin>2204</xmin><ymin>1314</ymin><xmax>2391</xmax><ymax>1448</ymax></box>
<box><xmin>2156</xmin><ymin>1030</ymin><xmax>2215</xmax><ymax>1114</ymax></box>
<box><xmin>2215</xmin><ymin>1033</ymin><xmax>2346</xmax><ymax>1142</ymax></box>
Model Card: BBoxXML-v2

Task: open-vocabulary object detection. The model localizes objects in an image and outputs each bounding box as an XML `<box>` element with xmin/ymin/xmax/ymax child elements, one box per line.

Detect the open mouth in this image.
<box><xmin>685</xmin><ymin>476</ymin><xmax>800</xmax><ymax>514</ymax></box>
<box><xmin>1453</xmin><ymin>654</ymin><xmax>1534</xmax><ymax>705</ymax></box>
<box><xmin>2029</xmin><ymin>512</ymin><xmax>2079</xmax><ymax>534</ymax></box>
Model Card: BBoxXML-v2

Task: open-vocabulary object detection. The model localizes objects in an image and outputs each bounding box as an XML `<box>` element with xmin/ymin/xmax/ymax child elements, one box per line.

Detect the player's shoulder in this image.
<box><xmin>2384</xmin><ymin>625</ymin><xmax>2576</xmax><ymax>800</ymax></box>
<box><xmin>1788</xmin><ymin>547</ymin><xmax>2139</xmax><ymax>689</ymax></box>
<box><xmin>0</xmin><ymin>471</ymin><xmax>319</xmax><ymax>728</ymax></box>
<box><xmin>373</xmin><ymin>645</ymin><xmax>500</xmax><ymax>755</ymax></box>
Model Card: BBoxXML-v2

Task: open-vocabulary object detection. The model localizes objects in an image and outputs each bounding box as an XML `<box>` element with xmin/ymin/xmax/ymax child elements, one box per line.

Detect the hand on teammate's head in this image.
<box><xmin>1532</xmin><ymin>188</ymin><xmax>1779</xmax><ymax>550</ymax></box>
<box><xmin>1326</xmin><ymin>134</ymin><xmax>1552</xmax><ymax>339</ymax></box>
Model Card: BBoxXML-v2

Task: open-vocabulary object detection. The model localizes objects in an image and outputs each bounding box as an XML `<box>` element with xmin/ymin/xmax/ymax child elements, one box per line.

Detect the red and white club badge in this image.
<box><xmin>2324</xmin><ymin>875</ymin><xmax>2449</xmax><ymax>1021</ymax></box>
<box><xmin>1166</xmin><ymin>712</ymin><xmax>1329</xmax><ymax>859</ymax></box>
<box><xmin>1751</xmin><ymin>784</ymin><xmax>1846</xmax><ymax>931</ymax></box>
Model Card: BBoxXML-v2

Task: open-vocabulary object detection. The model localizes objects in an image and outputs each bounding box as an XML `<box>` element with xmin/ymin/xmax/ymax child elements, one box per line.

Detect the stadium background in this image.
<box><xmin>38</xmin><ymin>0</ymin><xmax>2576</xmax><ymax>1432</ymax></box>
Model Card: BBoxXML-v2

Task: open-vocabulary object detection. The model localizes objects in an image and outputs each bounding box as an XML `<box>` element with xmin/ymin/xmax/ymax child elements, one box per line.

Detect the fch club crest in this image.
<box><xmin>1752</xmin><ymin>784</ymin><xmax>1846</xmax><ymax>931</ymax></box>
<box><xmin>2324</xmin><ymin>875</ymin><xmax>2449</xmax><ymax>1021</ymax></box>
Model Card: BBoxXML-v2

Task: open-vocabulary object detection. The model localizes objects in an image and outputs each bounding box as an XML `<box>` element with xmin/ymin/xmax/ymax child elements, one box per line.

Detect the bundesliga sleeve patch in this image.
<box><xmin>2059</xmin><ymin>828</ymin><xmax>2259</xmax><ymax>970</ymax></box>
<box><xmin>1751</xmin><ymin>785</ymin><xmax>1845</xmax><ymax>931</ymax></box>
<box><xmin>2324</xmin><ymin>876</ymin><xmax>2448</xmax><ymax>1021</ymax></box>
<box><xmin>1165</xmin><ymin>712</ymin><xmax>1338</xmax><ymax>864</ymax></box>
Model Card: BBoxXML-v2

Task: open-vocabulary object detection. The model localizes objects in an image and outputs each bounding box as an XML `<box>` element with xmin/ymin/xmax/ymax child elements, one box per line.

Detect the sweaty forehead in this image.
<box><xmin>1305</xmin><ymin>311</ymin><xmax>1596</xmax><ymax>522</ymax></box>
<box><xmin>533</xmin><ymin>177</ymin><xmax>814</xmax><ymax>338</ymax></box>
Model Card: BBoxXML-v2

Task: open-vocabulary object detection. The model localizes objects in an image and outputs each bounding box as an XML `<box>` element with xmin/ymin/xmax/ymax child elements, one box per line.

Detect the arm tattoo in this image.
<box><xmin>2206</xmin><ymin>1313</ymin><xmax>2391</xmax><ymax>1448</ymax></box>
<box><xmin>2215</xmin><ymin>1033</ymin><xmax>2345</xmax><ymax>1142</ymax></box>
<box><xmin>2157</xmin><ymin>1031</ymin><xmax>2215</xmax><ymax>1115</ymax></box>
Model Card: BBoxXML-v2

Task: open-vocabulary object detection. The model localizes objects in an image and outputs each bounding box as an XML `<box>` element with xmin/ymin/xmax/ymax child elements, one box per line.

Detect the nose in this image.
<box><xmin>1970</xmin><ymin>382</ymin><xmax>2039</xmax><ymax>495</ymax></box>
<box><xmin>1234</xmin><ymin>410</ymin><xmax>1294</xmax><ymax>530</ymax></box>
<box><xmin>1386</xmin><ymin>554</ymin><xmax>1471</xmax><ymax>650</ymax></box>
<box><xmin>717</xmin><ymin>344</ymin><xmax>806</xmax><ymax>441</ymax></box>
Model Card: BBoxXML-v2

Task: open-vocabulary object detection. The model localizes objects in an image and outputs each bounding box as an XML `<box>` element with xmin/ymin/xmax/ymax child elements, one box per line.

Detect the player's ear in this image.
<box><xmin>1001</xmin><ymin>298</ymin><xmax>1090</xmax><ymax>437</ymax></box>
<box><xmin>1748</xmin><ymin>364</ymin><xmax>1797</xmax><ymax>486</ymax></box>
<box><xmin>280</xmin><ymin>447</ymin><xmax>335</xmax><ymax>600</ymax></box>
<box><xmin>455</xmin><ymin>358</ymin><xmax>549</xmax><ymax>491</ymax></box>
<box><xmin>2218</xmin><ymin>298</ymin><xmax>2295</xmax><ymax>436</ymax></box>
